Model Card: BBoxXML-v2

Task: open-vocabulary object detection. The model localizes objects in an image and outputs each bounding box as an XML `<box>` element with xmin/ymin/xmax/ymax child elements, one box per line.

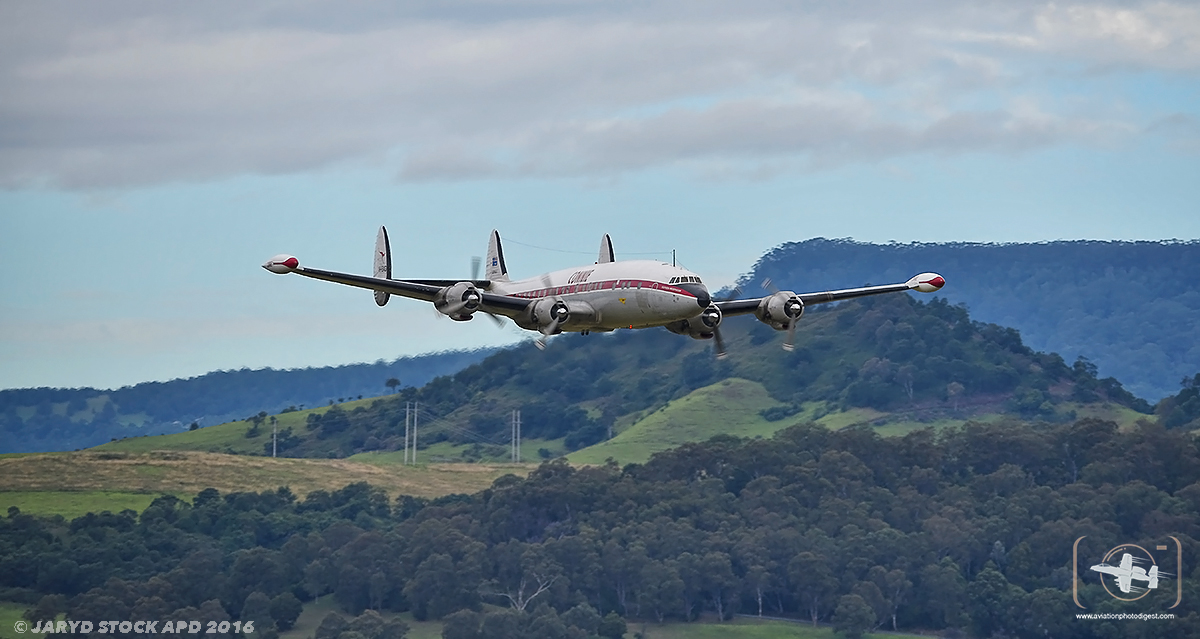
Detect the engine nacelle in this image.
<box><xmin>434</xmin><ymin>282</ymin><xmax>482</xmax><ymax>320</ymax></box>
<box><xmin>665</xmin><ymin>304</ymin><xmax>722</xmax><ymax>340</ymax></box>
<box><xmin>755</xmin><ymin>291</ymin><xmax>804</xmax><ymax>331</ymax></box>
<box><xmin>531</xmin><ymin>298</ymin><xmax>570</xmax><ymax>334</ymax></box>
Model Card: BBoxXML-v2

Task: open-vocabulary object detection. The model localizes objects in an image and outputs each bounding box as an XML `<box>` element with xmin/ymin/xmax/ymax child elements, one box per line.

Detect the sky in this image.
<box><xmin>2</xmin><ymin>0</ymin><xmax>1198</xmax><ymax>391</ymax></box>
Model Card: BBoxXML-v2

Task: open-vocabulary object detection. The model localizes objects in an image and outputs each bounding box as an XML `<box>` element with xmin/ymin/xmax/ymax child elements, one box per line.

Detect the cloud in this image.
<box><xmin>0</xmin><ymin>1</ymin><xmax>1194</xmax><ymax>189</ymax></box>
<box><xmin>399</xmin><ymin>95</ymin><xmax>1137</xmax><ymax>180</ymax></box>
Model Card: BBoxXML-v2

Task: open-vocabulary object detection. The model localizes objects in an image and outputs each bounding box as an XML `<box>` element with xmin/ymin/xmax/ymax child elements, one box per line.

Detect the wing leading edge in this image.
<box><xmin>715</xmin><ymin>273</ymin><xmax>945</xmax><ymax>317</ymax></box>
<box><xmin>264</xmin><ymin>257</ymin><xmax>531</xmax><ymax>315</ymax></box>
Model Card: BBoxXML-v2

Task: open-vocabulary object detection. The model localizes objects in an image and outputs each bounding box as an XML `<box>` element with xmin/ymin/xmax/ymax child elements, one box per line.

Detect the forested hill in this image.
<box><xmin>6</xmin><ymin>420</ymin><xmax>1198</xmax><ymax>638</ymax></box>
<box><xmin>0</xmin><ymin>349</ymin><xmax>492</xmax><ymax>453</ymax></box>
<box><xmin>164</xmin><ymin>293</ymin><xmax>1154</xmax><ymax>462</ymax></box>
<box><xmin>746</xmin><ymin>239</ymin><xmax>1199</xmax><ymax>401</ymax></box>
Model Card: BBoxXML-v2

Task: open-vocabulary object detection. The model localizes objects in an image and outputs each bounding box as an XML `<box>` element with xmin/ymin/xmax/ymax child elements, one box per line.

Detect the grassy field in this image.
<box><xmin>568</xmin><ymin>378</ymin><xmax>790</xmax><ymax>465</ymax></box>
<box><xmin>632</xmin><ymin>617</ymin><xmax>885</xmax><ymax>639</ymax></box>
<box><xmin>93</xmin><ymin>400</ymin><xmax>365</xmax><ymax>456</ymax></box>
<box><xmin>0</xmin><ymin>601</ymin><xmax>28</xmax><ymax>639</ymax></box>
<box><xmin>0</xmin><ymin>450</ymin><xmax>526</xmax><ymax>513</ymax></box>
<box><xmin>0</xmin><ymin>491</ymin><xmax>163</xmax><ymax>518</ymax></box>
<box><xmin>279</xmin><ymin>597</ymin><xmax>444</xmax><ymax>639</ymax></box>
<box><xmin>276</xmin><ymin>600</ymin><xmax>908</xmax><ymax>639</ymax></box>
<box><xmin>351</xmin><ymin>440</ymin><xmax>561</xmax><ymax>466</ymax></box>
<box><xmin>1067</xmin><ymin>401</ymin><xmax>1149</xmax><ymax>430</ymax></box>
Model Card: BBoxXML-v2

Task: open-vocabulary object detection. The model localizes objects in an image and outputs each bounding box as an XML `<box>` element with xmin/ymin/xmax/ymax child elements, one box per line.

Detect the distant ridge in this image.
<box><xmin>0</xmin><ymin>348</ymin><xmax>494</xmax><ymax>453</ymax></box>
<box><xmin>747</xmin><ymin>238</ymin><xmax>1199</xmax><ymax>401</ymax></box>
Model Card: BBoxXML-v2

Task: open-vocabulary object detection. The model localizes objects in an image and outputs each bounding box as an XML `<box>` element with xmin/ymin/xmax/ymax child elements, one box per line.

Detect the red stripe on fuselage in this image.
<box><xmin>510</xmin><ymin>279</ymin><xmax>695</xmax><ymax>299</ymax></box>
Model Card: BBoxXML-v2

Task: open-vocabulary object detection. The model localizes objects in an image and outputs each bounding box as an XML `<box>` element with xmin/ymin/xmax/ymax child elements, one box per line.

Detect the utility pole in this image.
<box><xmin>512</xmin><ymin>410</ymin><xmax>522</xmax><ymax>463</ymax></box>
<box><xmin>412</xmin><ymin>401</ymin><xmax>418</xmax><ymax>464</ymax></box>
<box><xmin>404</xmin><ymin>402</ymin><xmax>410</xmax><ymax>465</ymax></box>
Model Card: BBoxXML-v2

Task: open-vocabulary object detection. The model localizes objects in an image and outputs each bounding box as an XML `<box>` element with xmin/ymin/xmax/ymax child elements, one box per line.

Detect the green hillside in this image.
<box><xmin>569</xmin><ymin>378</ymin><xmax>787</xmax><ymax>464</ymax></box>
<box><xmin>568</xmin><ymin>377</ymin><xmax>1149</xmax><ymax>465</ymax></box>
<box><xmin>95</xmin><ymin>399</ymin><xmax>366</xmax><ymax>455</ymax></box>
<box><xmin>94</xmin><ymin>293</ymin><xmax>1157</xmax><ymax>469</ymax></box>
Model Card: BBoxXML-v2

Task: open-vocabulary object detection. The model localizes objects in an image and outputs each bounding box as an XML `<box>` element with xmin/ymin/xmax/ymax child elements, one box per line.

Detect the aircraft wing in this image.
<box><xmin>714</xmin><ymin>274</ymin><xmax>945</xmax><ymax>317</ymax></box>
<box><xmin>1120</xmin><ymin>553</ymin><xmax>1133</xmax><ymax>571</ymax></box>
<box><xmin>266</xmin><ymin>259</ymin><xmax>531</xmax><ymax>315</ymax></box>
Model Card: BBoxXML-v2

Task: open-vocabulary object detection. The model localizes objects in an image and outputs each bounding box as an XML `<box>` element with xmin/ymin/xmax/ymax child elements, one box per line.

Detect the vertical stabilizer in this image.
<box><xmin>374</xmin><ymin>226</ymin><xmax>391</xmax><ymax>307</ymax></box>
<box><xmin>486</xmin><ymin>229</ymin><xmax>509</xmax><ymax>282</ymax></box>
<box><xmin>598</xmin><ymin>233</ymin><xmax>615</xmax><ymax>263</ymax></box>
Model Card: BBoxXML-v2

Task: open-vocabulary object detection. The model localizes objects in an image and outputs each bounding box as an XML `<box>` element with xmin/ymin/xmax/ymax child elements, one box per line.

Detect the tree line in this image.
<box><xmin>4</xmin><ymin>417</ymin><xmax>1199</xmax><ymax>638</ymax></box>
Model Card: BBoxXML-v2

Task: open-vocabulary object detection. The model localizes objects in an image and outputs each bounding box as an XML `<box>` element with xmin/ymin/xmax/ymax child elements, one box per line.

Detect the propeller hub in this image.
<box><xmin>785</xmin><ymin>298</ymin><xmax>803</xmax><ymax>318</ymax></box>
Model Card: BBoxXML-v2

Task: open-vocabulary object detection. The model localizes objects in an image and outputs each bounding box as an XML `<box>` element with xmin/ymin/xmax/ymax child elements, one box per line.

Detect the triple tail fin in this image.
<box><xmin>374</xmin><ymin>226</ymin><xmax>392</xmax><ymax>307</ymax></box>
<box><xmin>598</xmin><ymin>233</ymin><xmax>615</xmax><ymax>264</ymax></box>
<box><xmin>486</xmin><ymin>229</ymin><xmax>509</xmax><ymax>282</ymax></box>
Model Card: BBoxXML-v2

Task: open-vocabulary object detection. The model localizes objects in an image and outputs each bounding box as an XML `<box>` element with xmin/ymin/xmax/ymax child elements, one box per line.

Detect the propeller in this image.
<box><xmin>534</xmin><ymin>301</ymin><xmax>568</xmax><ymax>350</ymax></box>
<box><xmin>470</xmin><ymin>255</ymin><xmax>505</xmax><ymax>327</ymax></box>
<box><xmin>709</xmin><ymin>284</ymin><xmax>742</xmax><ymax>360</ymax></box>
<box><xmin>713</xmin><ymin>326</ymin><xmax>728</xmax><ymax>360</ymax></box>
<box><xmin>763</xmin><ymin>278</ymin><xmax>803</xmax><ymax>352</ymax></box>
<box><xmin>532</xmin><ymin>273</ymin><xmax>558</xmax><ymax>348</ymax></box>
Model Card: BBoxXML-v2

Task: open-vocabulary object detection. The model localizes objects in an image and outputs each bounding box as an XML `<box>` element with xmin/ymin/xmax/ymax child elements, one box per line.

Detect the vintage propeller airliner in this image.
<box><xmin>263</xmin><ymin>228</ymin><xmax>945</xmax><ymax>356</ymax></box>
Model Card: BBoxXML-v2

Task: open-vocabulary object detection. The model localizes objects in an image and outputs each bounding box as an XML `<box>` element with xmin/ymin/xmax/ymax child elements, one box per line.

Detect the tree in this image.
<box><xmin>638</xmin><ymin>560</ymin><xmax>684</xmax><ymax>623</ymax></box>
<box><xmin>485</xmin><ymin>542</ymin><xmax>562</xmax><ymax>612</ymax></box>
<box><xmin>867</xmin><ymin>566</ymin><xmax>911</xmax><ymax>631</ymax></box>
<box><xmin>699</xmin><ymin>551</ymin><xmax>738</xmax><ymax>621</ymax></box>
<box><xmin>268</xmin><ymin>592</ymin><xmax>303</xmax><ymax>631</ymax></box>
<box><xmin>240</xmin><ymin>591</ymin><xmax>274</xmax><ymax>633</ymax></box>
<box><xmin>561</xmin><ymin>603</ymin><xmax>600</xmax><ymax>636</ymax></box>
<box><xmin>947</xmin><ymin>381</ymin><xmax>964</xmax><ymax>412</ymax></box>
<box><xmin>385</xmin><ymin>378</ymin><xmax>401</xmax><ymax>394</ymax></box>
<box><xmin>597</xmin><ymin>612</ymin><xmax>627</xmax><ymax>639</ymax></box>
<box><xmin>348</xmin><ymin>610</ymin><xmax>385</xmax><ymax>638</ymax></box>
<box><xmin>23</xmin><ymin>594</ymin><xmax>67</xmax><ymax>625</ymax></box>
<box><xmin>789</xmin><ymin>552</ymin><xmax>838</xmax><ymax>627</ymax></box>
<box><xmin>833</xmin><ymin>594</ymin><xmax>876</xmax><ymax>639</ymax></box>
<box><xmin>314</xmin><ymin>612</ymin><xmax>348</xmax><ymax>639</ymax></box>
<box><xmin>441</xmin><ymin>610</ymin><xmax>481</xmax><ymax>639</ymax></box>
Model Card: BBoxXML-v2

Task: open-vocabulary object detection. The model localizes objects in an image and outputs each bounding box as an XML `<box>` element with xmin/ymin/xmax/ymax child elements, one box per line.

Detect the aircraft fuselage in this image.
<box><xmin>495</xmin><ymin>260</ymin><xmax>710</xmax><ymax>331</ymax></box>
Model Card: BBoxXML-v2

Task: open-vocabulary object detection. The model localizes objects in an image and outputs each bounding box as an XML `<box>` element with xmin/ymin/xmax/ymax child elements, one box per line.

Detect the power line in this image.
<box><xmin>409</xmin><ymin>406</ymin><xmax>509</xmax><ymax>448</ymax></box>
<box><xmin>504</xmin><ymin>236</ymin><xmax>672</xmax><ymax>258</ymax></box>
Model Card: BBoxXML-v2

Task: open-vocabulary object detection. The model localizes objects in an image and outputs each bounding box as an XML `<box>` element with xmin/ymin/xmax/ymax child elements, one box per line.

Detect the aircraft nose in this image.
<box><xmin>680</xmin><ymin>283</ymin><xmax>710</xmax><ymax>308</ymax></box>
